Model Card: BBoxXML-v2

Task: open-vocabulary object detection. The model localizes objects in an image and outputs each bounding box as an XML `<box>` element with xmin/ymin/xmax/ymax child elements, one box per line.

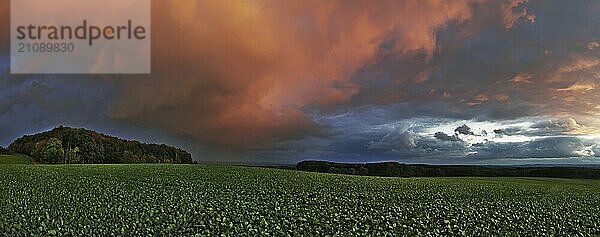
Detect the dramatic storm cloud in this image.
<box><xmin>1</xmin><ymin>0</ymin><xmax>600</xmax><ymax>164</ymax></box>
<box><xmin>107</xmin><ymin>0</ymin><xmax>481</xmax><ymax>147</ymax></box>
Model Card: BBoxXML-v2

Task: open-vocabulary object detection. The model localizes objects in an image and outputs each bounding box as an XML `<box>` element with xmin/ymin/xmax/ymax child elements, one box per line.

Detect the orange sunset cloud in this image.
<box><xmin>106</xmin><ymin>0</ymin><xmax>481</xmax><ymax>146</ymax></box>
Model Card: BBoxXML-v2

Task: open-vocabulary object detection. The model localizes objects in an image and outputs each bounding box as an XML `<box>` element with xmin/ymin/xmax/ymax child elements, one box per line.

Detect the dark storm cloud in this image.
<box><xmin>493</xmin><ymin>128</ymin><xmax>523</xmax><ymax>137</ymax></box>
<box><xmin>454</xmin><ymin>124</ymin><xmax>475</xmax><ymax>136</ymax></box>
<box><xmin>434</xmin><ymin>132</ymin><xmax>463</xmax><ymax>142</ymax></box>
<box><xmin>105</xmin><ymin>0</ymin><xmax>482</xmax><ymax>148</ymax></box>
<box><xmin>0</xmin><ymin>64</ymin><xmax>113</xmax><ymax>145</ymax></box>
<box><xmin>343</xmin><ymin>0</ymin><xmax>600</xmax><ymax>122</ymax></box>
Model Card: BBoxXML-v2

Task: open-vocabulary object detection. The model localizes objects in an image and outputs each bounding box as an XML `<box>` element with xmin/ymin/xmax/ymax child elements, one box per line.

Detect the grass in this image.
<box><xmin>0</xmin><ymin>164</ymin><xmax>599</xmax><ymax>236</ymax></box>
<box><xmin>0</xmin><ymin>154</ymin><xmax>31</xmax><ymax>164</ymax></box>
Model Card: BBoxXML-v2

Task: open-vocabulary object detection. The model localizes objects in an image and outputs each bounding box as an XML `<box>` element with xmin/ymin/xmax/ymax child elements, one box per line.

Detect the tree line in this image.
<box><xmin>8</xmin><ymin>126</ymin><xmax>192</xmax><ymax>164</ymax></box>
<box><xmin>0</xmin><ymin>146</ymin><xmax>10</xmax><ymax>155</ymax></box>
<box><xmin>297</xmin><ymin>160</ymin><xmax>600</xmax><ymax>179</ymax></box>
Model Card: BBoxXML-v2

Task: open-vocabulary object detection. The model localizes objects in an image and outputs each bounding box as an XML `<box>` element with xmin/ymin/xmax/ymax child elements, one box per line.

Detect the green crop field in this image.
<box><xmin>0</xmin><ymin>154</ymin><xmax>31</xmax><ymax>164</ymax></box>
<box><xmin>0</xmin><ymin>165</ymin><xmax>599</xmax><ymax>236</ymax></box>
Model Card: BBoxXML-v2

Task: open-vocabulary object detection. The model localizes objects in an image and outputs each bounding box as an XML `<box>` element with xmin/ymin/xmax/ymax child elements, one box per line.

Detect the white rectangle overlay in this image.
<box><xmin>11</xmin><ymin>0</ymin><xmax>151</xmax><ymax>74</ymax></box>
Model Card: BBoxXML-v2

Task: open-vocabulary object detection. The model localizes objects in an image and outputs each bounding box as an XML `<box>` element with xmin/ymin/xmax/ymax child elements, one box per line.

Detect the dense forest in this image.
<box><xmin>0</xmin><ymin>146</ymin><xmax>10</xmax><ymax>155</ymax></box>
<box><xmin>297</xmin><ymin>161</ymin><xmax>600</xmax><ymax>179</ymax></box>
<box><xmin>8</xmin><ymin>126</ymin><xmax>192</xmax><ymax>164</ymax></box>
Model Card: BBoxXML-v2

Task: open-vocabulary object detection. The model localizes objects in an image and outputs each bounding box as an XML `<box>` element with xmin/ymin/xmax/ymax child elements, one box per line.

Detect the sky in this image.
<box><xmin>1</xmin><ymin>0</ymin><xmax>600</xmax><ymax>165</ymax></box>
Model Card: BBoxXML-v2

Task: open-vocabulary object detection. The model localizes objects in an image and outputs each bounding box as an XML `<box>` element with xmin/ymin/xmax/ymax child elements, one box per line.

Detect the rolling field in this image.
<box><xmin>0</xmin><ymin>165</ymin><xmax>599</xmax><ymax>236</ymax></box>
<box><xmin>0</xmin><ymin>154</ymin><xmax>31</xmax><ymax>164</ymax></box>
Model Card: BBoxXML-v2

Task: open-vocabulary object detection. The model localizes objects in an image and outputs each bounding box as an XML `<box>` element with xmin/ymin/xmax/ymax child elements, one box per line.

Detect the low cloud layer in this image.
<box><xmin>349</xmin><ymin>115</ymin><xmax>600</xmax><ymax>162</ymax></box>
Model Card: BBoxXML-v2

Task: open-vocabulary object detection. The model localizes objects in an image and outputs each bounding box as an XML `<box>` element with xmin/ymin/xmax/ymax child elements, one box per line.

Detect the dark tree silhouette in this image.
<box><xmin>9</xmin><ymin>126</ymin><xmax>192</xmax><ymax>164</ymax></box>
<box><xmin>297</xmin><ymin>160</ymin><xmax>600</xmax><ymax>179</ymax></box>
<box><xmin>0</xmin><ymin>146</ymin><xmax>11</xmax><ymax>155</ymax></box>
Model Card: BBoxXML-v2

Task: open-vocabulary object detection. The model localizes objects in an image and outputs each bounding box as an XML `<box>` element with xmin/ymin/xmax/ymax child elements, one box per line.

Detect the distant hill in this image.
<box><xmin>297</xmin><ymin>160</ymin><xmax>600</xmax><ymax>179</ymax></box>
<box><xmin>9</xmin><ymin>126</ymin><xmax>192</xmax><ymax>164</ymax></box>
